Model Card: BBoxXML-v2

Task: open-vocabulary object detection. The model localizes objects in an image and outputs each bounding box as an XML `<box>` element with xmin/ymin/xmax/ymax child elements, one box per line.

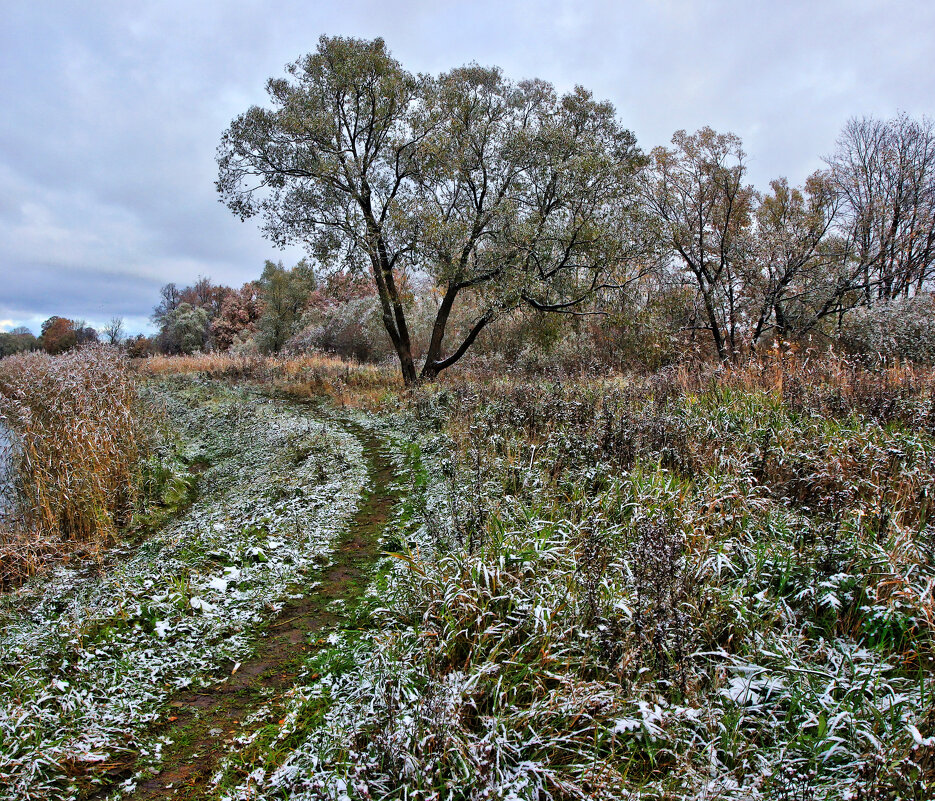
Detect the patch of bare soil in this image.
<box><xmin>92</xmin><ymin>422</ymin><xmax>398</xmax><ymax>800</ymax></box>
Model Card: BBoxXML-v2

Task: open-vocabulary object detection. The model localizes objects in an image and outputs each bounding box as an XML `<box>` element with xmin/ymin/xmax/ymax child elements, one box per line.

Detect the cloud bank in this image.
<box><xmin>1</xmin><ymin>0</ymin><xmax>932</xmax><ymax>333</ymax></box>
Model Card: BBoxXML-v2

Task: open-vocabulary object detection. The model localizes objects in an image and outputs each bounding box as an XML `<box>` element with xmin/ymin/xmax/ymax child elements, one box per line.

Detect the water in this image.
<box><xmin>0</xmin><ymin>421</ymin><xmax>14</xmax><ymax>517</ymax></box>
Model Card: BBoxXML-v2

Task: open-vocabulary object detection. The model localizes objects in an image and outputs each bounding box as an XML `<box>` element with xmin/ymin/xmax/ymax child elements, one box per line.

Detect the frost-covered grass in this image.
<box><xmin>0</xmin><ymin>378</ymin><xmax>367</xmax><ymax>800</ymax></box>
<box><xmin>210</xmin><ymin>357</ymin><xmax>935</xmax><ymax>801</ymax></box>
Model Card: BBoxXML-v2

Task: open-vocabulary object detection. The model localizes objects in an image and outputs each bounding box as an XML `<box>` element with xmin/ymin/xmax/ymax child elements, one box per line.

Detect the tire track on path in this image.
<box><xmin>110</xmin><ymin>418</ymin><xmax>399</xmax><ymax>801</ymax></box>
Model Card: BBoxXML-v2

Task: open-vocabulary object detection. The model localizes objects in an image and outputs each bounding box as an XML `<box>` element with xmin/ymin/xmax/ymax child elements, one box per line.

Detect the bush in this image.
<box><xmin>839</xmin><ymin>294</ymin><xmax>935</xmax><ymax>364</ymax></box>
<box><xmin>288</xmin><ymin>296</ymin><xmax>392</xmax><ymax>362</ymax></box>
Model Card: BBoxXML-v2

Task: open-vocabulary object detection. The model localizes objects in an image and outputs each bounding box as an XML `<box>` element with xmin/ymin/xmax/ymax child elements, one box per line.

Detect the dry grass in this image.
<box><xmin>0</xmin><ymin>345</ymin><xmax>156</xmax><ymax>586</ymax></box>
<box><xmin>138</xmin><ymin>351</ymin><xmax>268</xmax><ymax>377</ymax></box>
<box><xmin>137</xmin><ymin>351</ymin><xmax>401</xmax><ymax>408</ymax></box>
<box><xmin>651</xmin><ymin>348</ymin><xmax>935</xmax><ymax>417</ymax></box>
<box><xmin>134</xmin><ymin>348</ymin><xmax>935</xmax><ymax>425</ymax></box>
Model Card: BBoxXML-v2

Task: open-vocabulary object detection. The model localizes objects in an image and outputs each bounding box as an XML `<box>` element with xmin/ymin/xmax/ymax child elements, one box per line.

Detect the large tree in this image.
<box><xmin>101</xmin><ymin>317</ymin><xmax>125</xmax><ymax>346</ymax></box>
<box><xmin>409</xmin><ymin>66</ymin><xmax>645</xmax><ymax>379</ymax></box>
<box><xmin>212</xmin><ymin>282</ymin><xmax>263</xmax><ymax>351</ymax></box>
<box><xmin>640</xmin><ymin>128</ymin><xmax>756</xmax><ymax>363</ymax></box>
<box><xmin>217</xmin><ymin>36</ymin><xmax>644</xmax><ymax>384</ymax></box>
<box><xmin>827</xmin><ymin>114</ymin><xmax>935</xmax><ymax>302</ymax></box>
<box><xmin>160</xmin><ymin>303</ymin><xmax>210</xmax><ymax>355</ymax></box>
<box><xmin>40</xmin><ymin>317</ymin><xmax>78</xmax><ymax>355</ymax></box>
<box><xmin>747</xmin><ymin>172</ymin><xmax>840</xmax><ymax>349</ymax></box>
<box><xmin>256</xmin><ymin>259</ymin><xmax>317</xmax><ymax>353</ymax></box>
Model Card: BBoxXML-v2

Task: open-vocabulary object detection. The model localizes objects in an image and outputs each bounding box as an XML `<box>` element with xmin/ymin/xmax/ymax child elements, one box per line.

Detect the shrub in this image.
<box><xmin>288</xmin><ymin>296</ymin><xmax>393</xmax><ymax>362</ymax></box>
<box><xmin>839</xmin><ymin>294</ymin><xmax>935</xmax><ymax>364</ymax></box>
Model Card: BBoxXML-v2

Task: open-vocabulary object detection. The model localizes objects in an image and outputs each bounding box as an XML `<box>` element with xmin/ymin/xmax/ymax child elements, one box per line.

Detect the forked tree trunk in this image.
<box><xmin>360</xmin><ymin>199</ymin><xmax>418</xmax><ymax>386</ymax></box>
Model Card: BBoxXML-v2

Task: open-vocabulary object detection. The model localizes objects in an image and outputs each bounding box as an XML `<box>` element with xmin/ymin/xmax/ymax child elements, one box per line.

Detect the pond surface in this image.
<box><xmin>0</xmin><ymin>420</ymin><xmax>14</xmax><ymax>517</ymax></box>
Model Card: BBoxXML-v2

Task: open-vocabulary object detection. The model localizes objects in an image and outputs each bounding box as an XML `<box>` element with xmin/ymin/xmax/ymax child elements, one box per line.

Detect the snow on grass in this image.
<box><xmin>0</xmin><ymin>378</ymin><xmax>367</xmax><ymax>800</ymax></box>
<box><xmin>214</xmin><ymin>376</ymin><xmax>935</xmax><ymax>800</ymax></box>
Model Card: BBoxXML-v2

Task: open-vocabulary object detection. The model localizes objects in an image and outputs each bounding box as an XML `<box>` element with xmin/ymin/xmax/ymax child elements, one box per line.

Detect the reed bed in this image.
<box><xmin>137</xmin><ymin>350</ymin><xmax>400</xmax><ymax>407</ymax></box>
<box><xmin>138</xmin><ymin>351</ymin><xmax>271</xmax><ymax>377</ymax></box>
<box><xmin>0</xmin><ymin>345</ymin><xmax>156</xmax><ymax>585</ymax></box>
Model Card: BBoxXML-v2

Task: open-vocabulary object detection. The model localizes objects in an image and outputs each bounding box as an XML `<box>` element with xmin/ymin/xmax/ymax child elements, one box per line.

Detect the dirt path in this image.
<box><xmin>106</xmin><ymin>422</ymin><xmax>398</xmax><ymax>800</ymax></box>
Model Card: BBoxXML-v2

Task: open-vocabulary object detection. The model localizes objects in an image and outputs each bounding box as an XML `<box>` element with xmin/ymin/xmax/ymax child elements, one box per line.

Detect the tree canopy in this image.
<box><xmin>208</xmin><ymin>41</ymin><xmax>935</xmax><ymax>371</ymax></box>
<box><xmin>218</xmin><ymin>35</ymin><xmax>645</xmax><ymax>383</ymax></box>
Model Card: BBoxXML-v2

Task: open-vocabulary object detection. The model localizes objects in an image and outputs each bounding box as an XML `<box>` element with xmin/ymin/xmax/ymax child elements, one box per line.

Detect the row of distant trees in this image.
<box><xmin>0</xmin><ymin>327</ymin><xmax>38</xmax><ymax>358</ymax></box>
<box><xmin>0</xmin><ymin>317</ymin><xmax>144</xmax><ymax>359</ymax></box>
<box><xmin>149</xmin><ymin>259</ymin><xmax>378</xmax><ymax>359</ymax></box>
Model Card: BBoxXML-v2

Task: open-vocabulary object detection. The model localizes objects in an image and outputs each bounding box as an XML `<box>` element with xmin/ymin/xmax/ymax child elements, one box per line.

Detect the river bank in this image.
<box><xmin>0</xmin><ymin>379</ymin><xmax>397</xmax><ymax>800</ymax></box>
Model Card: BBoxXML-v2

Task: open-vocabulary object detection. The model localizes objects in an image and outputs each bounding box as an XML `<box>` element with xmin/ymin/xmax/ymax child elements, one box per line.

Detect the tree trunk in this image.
<box><xmin>699</xmin><ymin>284</ymin><xmax>729</xmax><ymax>364</ymax></box>
<box><xmin>369</xmin><ymin>257</ymin><xmax>417</xmax><ymax>385</ymax></box>
<box><xmin>421</xmin><ymin>283</ymin><xmax>459</xmax><ymax>378</ymax></box>
<box><xmin>359</xmin><ymin>196</ymin><xmax>418</xmax><ymax>386</ymax></box>
<box><xmin>773</xmin><ymin>303</ymin><xmax>788</xmax><ymax>343</ymax></box>
<box><xmin>395</xmin><ymin>338</ymin><xmax>418</xmax><ymax>385</ymax></box>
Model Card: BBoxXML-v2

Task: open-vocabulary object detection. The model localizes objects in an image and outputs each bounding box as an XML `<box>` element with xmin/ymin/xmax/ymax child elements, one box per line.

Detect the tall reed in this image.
<box><xmin>0</xmin><ymin>345</ymin><xmax>155</xmax><ymax>584</ymax></box>
<box><xmin>138</xmin><ymin>351</ymin><xmax>399</xmax><ymax>407</ymax></box>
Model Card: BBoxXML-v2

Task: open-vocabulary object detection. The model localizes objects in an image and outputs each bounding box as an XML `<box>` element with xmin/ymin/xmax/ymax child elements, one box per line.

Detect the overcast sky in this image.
<box><xmin>1</xmin><ymin>0</ymin><xmax>933</xmax><ymax>335</ymax></box>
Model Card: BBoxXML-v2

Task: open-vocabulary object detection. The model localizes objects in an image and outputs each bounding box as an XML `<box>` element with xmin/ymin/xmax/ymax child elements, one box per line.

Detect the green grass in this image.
<box><xmin>214</xmin><ymin>360</ymin><xmax>935</xmax><ymax>800</ymax></box>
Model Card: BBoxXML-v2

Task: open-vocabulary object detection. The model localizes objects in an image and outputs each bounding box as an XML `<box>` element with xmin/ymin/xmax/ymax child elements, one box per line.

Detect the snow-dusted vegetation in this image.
<box><xmin>0</xmin><ymin>379</ymin><xmax>367</xmax><ymax>799</ymax></box>
<box><xmin>2</xmin><ymin>350</ymin><xmax>935</xmax><ymax>800</ymax></box>
<box><xmin>209</xmin><ymin>357</ymin><xmax>935</xmax><ymax>801</ymax></box>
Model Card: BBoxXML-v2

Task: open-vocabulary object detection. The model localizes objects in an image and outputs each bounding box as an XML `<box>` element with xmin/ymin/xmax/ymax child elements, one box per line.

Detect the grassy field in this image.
<box><xmin>203</xmin><ymin>354</ymin><xmax>935</xmax><ymax>800</ymax></box>
<box><xmin>1</xmin><ymin>351</ymin><xmax>934</xmax><ymax>799</ymax></box>
<box><xmin>0</xmin><ymin>376</ymin><xmax>381</xmax><ymax>799</ymax></box>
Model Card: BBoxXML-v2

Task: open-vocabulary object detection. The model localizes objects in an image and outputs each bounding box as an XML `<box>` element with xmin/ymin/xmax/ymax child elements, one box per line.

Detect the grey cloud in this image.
<box><xmin>0</xmin><ymin>262</ymin><xmax>160</xmax><ymax>334</ymax></box>
<box><xmin>1</xmin><ymin>0</ymin><xmax>933</xmax><ymax>331</ymax></box>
